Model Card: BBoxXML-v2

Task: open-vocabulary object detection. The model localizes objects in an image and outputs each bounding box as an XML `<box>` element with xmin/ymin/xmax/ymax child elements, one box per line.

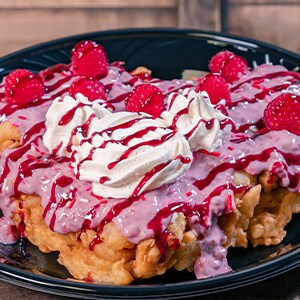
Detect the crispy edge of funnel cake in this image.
<box><xmin>2</xmin><ymin>122</ymin><xmax>300</xmax><ymax>285</ymax></box>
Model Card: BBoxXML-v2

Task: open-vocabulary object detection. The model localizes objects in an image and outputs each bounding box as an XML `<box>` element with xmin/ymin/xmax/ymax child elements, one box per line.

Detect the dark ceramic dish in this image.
<box><xmin>0</xmin><ymin>28</ymin><xmax>300</xmax><ymax>299</ymax></box>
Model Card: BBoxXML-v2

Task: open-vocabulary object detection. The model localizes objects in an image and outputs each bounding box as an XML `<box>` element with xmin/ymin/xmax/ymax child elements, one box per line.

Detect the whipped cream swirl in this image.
<box><xmin>162</xmin><ymin>89</ymin><xmax>232</xmax><ymax>151</ymax></box>
<box><xmin>43</xmin><ymin>91</ymin><xmax>231</xmax><ymax>199</ymax></box>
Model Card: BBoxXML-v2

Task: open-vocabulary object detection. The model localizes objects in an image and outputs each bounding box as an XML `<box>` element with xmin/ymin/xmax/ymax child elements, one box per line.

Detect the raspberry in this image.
<box><xmin>125</xmin><ymin>84</ymin><xmax>164</xmax><ymax>117</ymax></box>
<box><xmin>69</xmin><ymin>77</ymin><xmax>107</xmax><ymax>101</ymax></box>
<box><xmin>264</xmin><ymin>93</ymin><xmax>300</xmax><ymax>135</ymax></box>
<box><xmin>4</xmin><ymin>69</ymin><xmax>45</xmax><ymax>104</ymax></box>
<box><xmin>195</xmin><ymin>74</ymin><xmax>231</xmax><ymax>105</ymax></box>
<box><xmin>209</xmin><ymin>51</ymin><xmax>232</xmax><ymax>74</ymax></box>
<box><xmin>209</xmin><ymin>50</ymin><xmax>248</xmax><ymax>83</ymax></box>
<box><xmin>71</xmin><ymin>40</ymin><xmax>109</xmax><ymax>78</ymax></box>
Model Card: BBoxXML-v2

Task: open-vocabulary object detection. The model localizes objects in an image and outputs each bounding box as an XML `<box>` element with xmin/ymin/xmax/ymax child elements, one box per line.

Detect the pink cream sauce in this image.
<box><xmin>0</xmin><ymin>62</ymin><xmax>299</xmax><ymax>279</ymax></box>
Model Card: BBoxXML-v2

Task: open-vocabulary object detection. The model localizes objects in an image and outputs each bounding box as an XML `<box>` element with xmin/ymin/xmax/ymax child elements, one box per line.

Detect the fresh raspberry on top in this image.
<box><xmin>125</xmin><ymin>84</ymin><xmax>164</xmax><ymax>117</ymax></box>
<box><xmin>5</xmin><ymin>69</ymin><xmax>45</xmax><ymax>104</ymax></box>
<box><xmin>209</xmin><ymin>50</ymin><xmax>248</xmax><ymax>83</ymax></box>
<box><xmin>71</xmin><ymin>40</ymin><xmax>109</xmax><ymax>78</ymax></box>
<box><xmin>69</xmin><ymin>77</ymin><xmax>107</xmax><ymax>101</ymax></box>
<box><xmin>264</xmin><ymin>93</ymin><xmax>300</xmax><ymax>135</ymax></box>
<box><xmin>195</xmin><ymin>74</ymin><xmax>231</xmax><ymax>105</ymax></box>
<box><xmin>209</xmin><ymin>51</ymin><xmax>233</xmax><ymax>74</ymax></box>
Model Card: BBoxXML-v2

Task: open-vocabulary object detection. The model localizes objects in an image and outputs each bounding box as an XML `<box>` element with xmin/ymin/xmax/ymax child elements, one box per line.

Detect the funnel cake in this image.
<box><xmin>0</xmin><ymin>41</ymin><xmax>300</xmax><ymax>284</ymax></box>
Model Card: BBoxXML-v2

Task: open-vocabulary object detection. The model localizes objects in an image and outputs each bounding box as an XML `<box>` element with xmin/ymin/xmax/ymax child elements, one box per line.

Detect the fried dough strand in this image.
<box><xmin>12</xmin><ymin>195</ymin><xmax>199</xmax><ymax>284</ymax></box>
<box><xmin>220</xmin><ymin>171</ymin><xmax>300</xmax><ymax>248</ymax></box>
<box><xmin>2</xmin><ymin>122</ymin><xmax>300</xmax><ymax>284</ymax></box>
<box><xmin>0</xmin><ymin>122</ymin><xmax>21</xmax><ymax>151</ymax></box>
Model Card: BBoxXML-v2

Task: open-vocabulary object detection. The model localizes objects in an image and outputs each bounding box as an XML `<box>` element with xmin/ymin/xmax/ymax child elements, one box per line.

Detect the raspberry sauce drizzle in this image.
<box><xmin>131</xmin><ymin>161</ymin><xmax>172</xmax><ymax>198</ymax></box>
<box><xmin>13</xmin><ymin>156</ymin><xmax>53</xmax><ymax>197</ymax></box>
<box><xmin>194</xmin><ymin>147</ymin><xmax>300</xmax><ymax>191</ymax></box>
<box><xmin>0</xmin><ymin>136</ymin><xmax>41</xmax><ymax>190</ymax></box>
<box><xmin>0</xmin><ymin>98</ymin><xmax>50</xmax><ymax>117</ymax></box>
<box><xmin>45</xmin><ymin>75</ymin><xmax>73</xmax><ymax>94</ymax></box>
<box><xmin>88</xmin><ymin>157</ymin><xmax>190</xmax><ymax>250</ymax></box>
<box><xmin>40</xmin><ymin>64</ymin><xmax>71</xmax><ymax>81</ymax></box>
<box><xmin>49</xmin><ymin>186</ymin><xmax>77</xmax><ymax>230</ymax></box>
<box><xmin>42</xmin><ymin>174</ymin><xmax>74</xmax><ymax>229</ymax></box>
<box><xmin>107</xmin><ymin>131</ymin><xmax>176</xmax><ymax>169</ymax></box>
<box><xmin>230</xmin><ymin>70</ymin><xmax>300</xmax><ymax>92</ymax></box>
<box><xmin>21</xmin><ymin>122</ymin><xmax>45</xmax><ymax>145</ymax></box>
<box><xmin>81</xmin><ymin>117</ymin><xmax>145</xmax><ymax>146</ymax></box>
<box><xmin>227</xmin><ymin>82</ymin><xmax>298</xmax><ymax>109</ymax></box>
<box><xmin>88</xmin><ymin>196</ymin><xmax>142</xmax><ymax>250</ymax></box>
<box><xmin>65</xmin><ymin>113</ymin><xmax>96</xmax><ymax>154</ymax></box>
<box><xmin>59</xmin><ymin>102</ymin><xmax>85</xmax><ymax>126</ymax></box>
<box><xmin>0</xmin><ymin>50</ymin><xmax>299</xmax><ymax>287</ymax></box>
<box><xmin>147</xmin><ymin>184</ymin><xmax>245</xmax><ymax>240</ymax></box>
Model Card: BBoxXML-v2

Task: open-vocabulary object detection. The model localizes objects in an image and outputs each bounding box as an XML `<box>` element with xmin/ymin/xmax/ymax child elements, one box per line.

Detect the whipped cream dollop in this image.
<box><xmin>43</xmin><ymin>91</ymin><xmax>231</xmax><ymax>199</ymax></box>
<box><xmin>43</xmin><ymin>94</ymin><xmax>112</xmax><ymax>157</ymax></box>
<box><xmin>162</xmin><ymin>89</ymin><xmax>232</xmax><ymax>151</ymax></box>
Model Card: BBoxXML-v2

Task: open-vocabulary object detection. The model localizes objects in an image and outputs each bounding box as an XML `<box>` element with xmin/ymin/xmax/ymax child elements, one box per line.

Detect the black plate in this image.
<box><xmin>0</xmin><ymin>28</ymin><xmax>300</xmax><ymax>299</ymax></box>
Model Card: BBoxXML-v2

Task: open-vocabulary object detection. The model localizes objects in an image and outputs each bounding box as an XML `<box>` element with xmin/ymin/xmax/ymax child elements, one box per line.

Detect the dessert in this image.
<box><xmin>0</xmin><ymin>41</ymin><xmax>299</xmax><ymax>285</ymax></box>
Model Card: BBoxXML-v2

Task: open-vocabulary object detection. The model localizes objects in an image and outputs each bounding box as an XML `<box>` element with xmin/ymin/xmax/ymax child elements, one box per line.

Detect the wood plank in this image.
<box><xmin>223</xmin><ymin>4</ymin><xmax>300</xmax><ymax>53</ymax></box>
<box><xmin>0</xmin><ymin>0</ymin><xmax>177</xmax><ymax>9</ymax></box>
<box><xmin>178</xmin><ymin>0</ymin><xmax>221</xmax><ymax>30</ymax></box>
<box><xmin>0</xmin><ymin>8</ymin><xmax>177</xmax><ymax>57</ymax></box>
<box><xmin>227</xmin><ymin>0</ymin><xmax>300</xmax><ymax>4</ymax></box>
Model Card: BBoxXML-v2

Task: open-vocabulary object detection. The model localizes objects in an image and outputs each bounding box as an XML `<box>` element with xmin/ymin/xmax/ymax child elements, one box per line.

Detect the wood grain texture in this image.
<box><xmin>178</xmin><ymin>0</ymin><xmax>221</xmax><ymax>30</ymax></box>
<box><xmin>228</xmin><ymin>0</ymin><xmax>300</xmax><ymax>4</ymax></box>
<box><xmin>223</xmin><ymin>2</ymin><xmax>300</xmax><ymax>53</ymax></box>
<box><xmin>0</xmin><ymin>7</ymin><xmax>176</xmax><ymax>56</ymax></box>
<box><xmin>0</xmin><ymin>1</ymin><xmax>299</xmax><ymax>60</ymax></box>
<box><xmin>0</xmin><ymin>0</ymin><xmax>177</xmax><ymax>9</ymax></box>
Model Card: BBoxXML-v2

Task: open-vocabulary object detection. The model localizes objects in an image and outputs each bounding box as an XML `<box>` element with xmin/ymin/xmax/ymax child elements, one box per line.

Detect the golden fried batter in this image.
<box><xmin>220</xmin><ymin>171</ymin><xmax>300</xmax><ymax>248</ymax></box>
<box><xmin>0</xmin><ymin>122</ymin><xmax>21</xmax><ymax>151</ymax></box>
<box><xmin>2</xmin><ymin>121</ymin><xmax>300</xmax><ymax>284</ymax></box>
<box><xmin>12</xmin><ymin>195</ymin><xmax>197</xmax><ymax>284</ymax></box>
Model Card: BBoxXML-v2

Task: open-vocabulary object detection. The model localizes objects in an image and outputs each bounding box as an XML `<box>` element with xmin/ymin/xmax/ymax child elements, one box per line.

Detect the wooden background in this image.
<box><xmin>0</xmin><ymin>1</ymin><xmax>300</xmax><ymax>299</ymax></box>
<box><xmin>0</xmin><ymin>0</ymin><xmax>299</xmax><ymax>57</ymax></box>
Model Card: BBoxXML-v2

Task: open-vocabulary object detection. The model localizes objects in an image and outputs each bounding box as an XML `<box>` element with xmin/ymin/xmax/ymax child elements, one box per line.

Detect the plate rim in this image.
<box><xmin>1</xmin><ymin>27</ymin><xmax>300</xmax><ymax>64</ymax></box>
<box><xmin>1</xmin><ymin>246</ymin><xmax>300</xmax><ymax>299</ymax></box>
